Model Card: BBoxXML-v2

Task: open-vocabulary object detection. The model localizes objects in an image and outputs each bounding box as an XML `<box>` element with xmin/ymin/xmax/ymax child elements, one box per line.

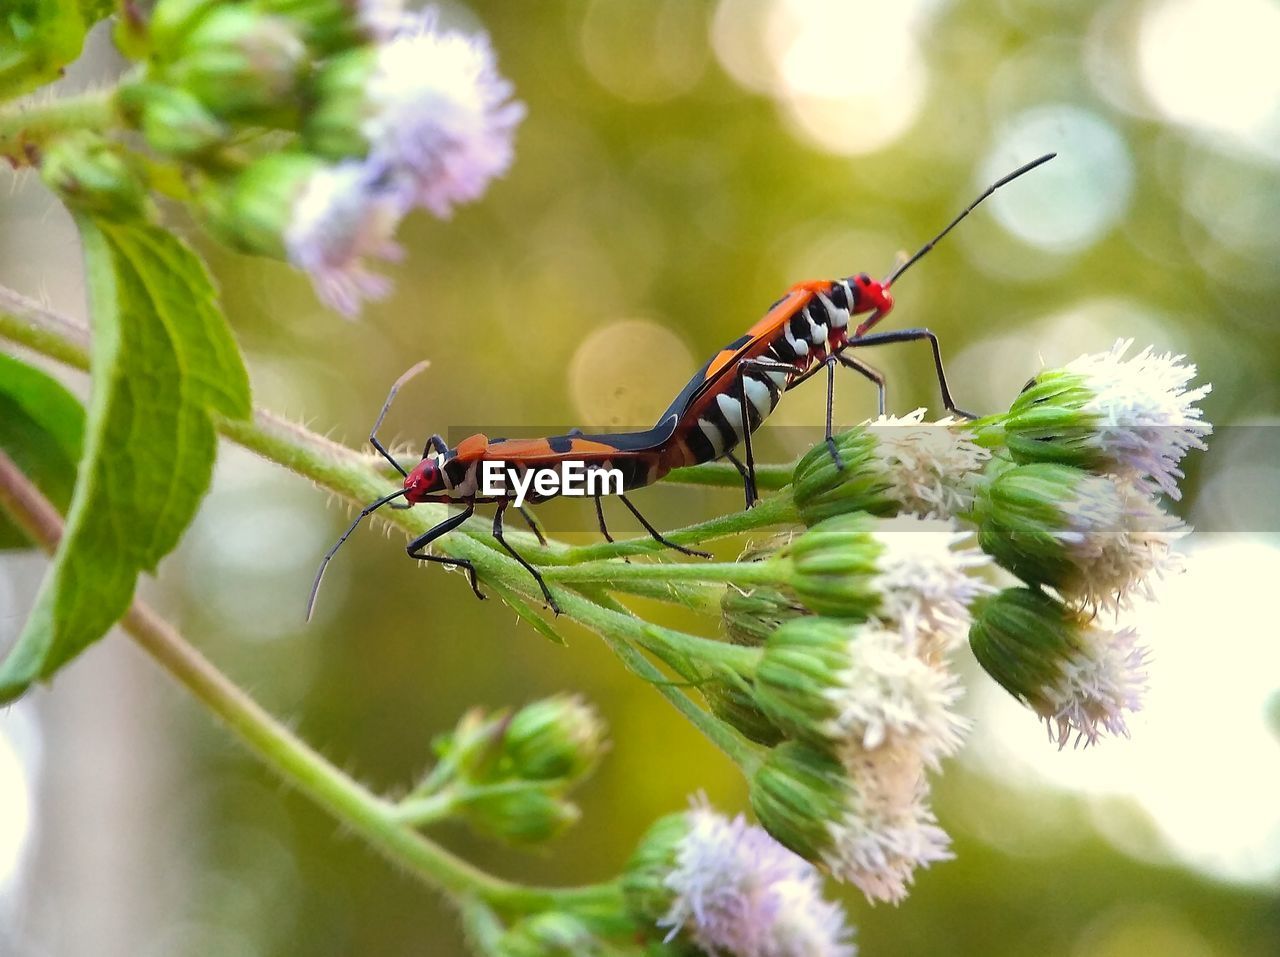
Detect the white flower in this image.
<box><xmin>871</xmin><ymin>515</ymin><xmax>995</xmax><ymax>652</ymax></box>
<box><xmin>364</xmin><ymin>9</ymin><xmax>526</xmax><ymax>217</ymax></box>
<box><xmin>1055</xmin><ymin>477</ymin><xmax>1187</xmax><ymax>611</ymax></box>
<box><xmin>1037</xmin><ymin>620</ymin><xmax>1149</xmax><ymax>748</ymax></box>
<box><xmin>284</xmin><ymin>161</ymin><xmax>405</xmax><ymax>317</ymax></box>
<box><xmin>661</xmin><ymin>800</ymin><xmax>856</xmax><ymax>957</ymax></box>
<box><xmin>823</xmin><ymin>626</ymin><xmax>968</xmax><ymax>771</ymax></box>
<box><xmin>356</xmin><ymin>0</ymin><xmax>405</xmax><ymax>40</ymax></box>
<box><xmin>1061</xmin><ymin>338</ymin><xmax>1212</xmax><ymax>499</ymax></box>
<box><xmin>824</xmin><ymin>747</ymin><xmax>953</xmax><ymax>905</ymax></box>
<box><xmin>868</xmin><ymin>410</ymin><xmax>991</xmax><ymax>519</ymax></box>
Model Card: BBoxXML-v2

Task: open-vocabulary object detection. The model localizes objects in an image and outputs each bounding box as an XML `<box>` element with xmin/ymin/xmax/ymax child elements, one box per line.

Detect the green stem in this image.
<box><xmin>0</xmin><ymin>292</ymin><xmax>767</xmax><ymax>769</ymax></box>
<box><xmin>544</xmin><ymin>558</ymin><xmax>782</xmax><ymax>588</ymax></box>
<box><xmin>391</xmin><ymin>791</ymin><xmax>459</xmax><ymax>827</ymax></box>
<box><xmin>552</xmin><ymin>493</ymin><xmax>798</xmax><ymax>563</ymax></box>
<box><xmin>0</xmin><ymin>89</ymin><xmax>118</xmax><ymax>165</ymax></box>
<box><xmin>0</xmin><ymin>450</ymin><xmax>566</xmax><ymax>915</ymax></box>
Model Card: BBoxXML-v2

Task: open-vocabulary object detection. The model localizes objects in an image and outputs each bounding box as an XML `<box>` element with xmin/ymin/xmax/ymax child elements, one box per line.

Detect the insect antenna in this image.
<box><xmin>882</xmin><ymin>152</ymin><xmax>1056</xmax><ymax>288</ymax></box>
<box><xmin>306</xmin><ymin>488</ymin><xmax>409</xmax><ymax>621</ymax></box>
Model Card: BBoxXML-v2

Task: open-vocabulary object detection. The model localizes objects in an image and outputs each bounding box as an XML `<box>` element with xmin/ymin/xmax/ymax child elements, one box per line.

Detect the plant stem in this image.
<box><xmin>544</xmin><ymin>558</ymin><xmax>782</xmax><ymax>588</ymax></box>
<box><xmin>666</xmin><ymin>459</ymin><xmax>793</xmax><ymax>490</ymax></box>
<box><xmin>0</xmin><ymin>450</ymin><xmax>614</xmax><ymax>916</ymax></box>
<box><xmin>552</xmin><ymin>493</ymin><xmax>798</xmax><ymax>563</ymax></box>
<box><xmin>0</xmin><ymin>291</ymin><xmax>767</xmax><ymax>767</ymax></box>
<box><xmin>0</xmin><ymin>89</ymin><xmax>118</xmax><ymax>165</ymax></box>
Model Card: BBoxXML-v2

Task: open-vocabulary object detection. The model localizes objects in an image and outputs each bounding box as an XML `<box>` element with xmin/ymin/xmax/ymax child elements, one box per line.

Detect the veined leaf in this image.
<box><xmin>0</xmin><ymin>219</ymin><xmax>251</xmax><ymax>702</ymax></box>
<box><xmin>0</xmin><ymin>353</ymin><xmax>85</xmax><ymax>548</ymax></box>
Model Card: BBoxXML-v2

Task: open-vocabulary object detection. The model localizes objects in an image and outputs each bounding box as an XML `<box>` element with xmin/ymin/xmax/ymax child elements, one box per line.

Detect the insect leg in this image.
<box><xmin>593</xmin><ymin>494</ymin><xmax>615</xmax><ymax>543</ymax></box>
<box><xmin>735</xmin><ymin>357</ymin><xmax>796</xmax><ymax>508</ymax></box>
<box><xmin>492</xmin><ymin>499</ymin><xmax>561</xmax><ymax>615</ymax></box>
<box><xmin>369</xmin><ymin>360</ymin><xmax>432</xmax><ymax>477</ymax></box>
<box><xmin>847</xmin><ymin>328</ymin><xmax>976</xmax><ymax>419</ymax></box>
<box><xmin>406</xmin><ymin>501</ymin><xmax>485</xmax><ymax>601</ymax></box>
<box><xmin>618</xmin><ymin>494</ymin><xmax>712</xmax><ymax>559</ymax></box>
<box><xmin>517</xmin><ymin>505</ymin><xmax>548</xmax><ymax>546</ymax></box>
<box><xmin>836</xmin><ymin>352</ymin><xmax>887</xmax><ymax>417</ymax></box>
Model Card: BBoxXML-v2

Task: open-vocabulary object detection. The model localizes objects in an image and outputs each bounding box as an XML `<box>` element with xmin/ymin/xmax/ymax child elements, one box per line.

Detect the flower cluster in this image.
<box><xmin>44</xmin><ymin>0</ymin><xmax>524</xmax><ymax>316</ymax></box>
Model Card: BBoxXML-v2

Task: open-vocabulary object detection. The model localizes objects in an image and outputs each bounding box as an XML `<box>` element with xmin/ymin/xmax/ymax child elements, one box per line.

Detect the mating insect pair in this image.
<box><xmin>306</xmin><ymin>153</ymin><xmax>1056</xmax><ymax>619</ymax></box>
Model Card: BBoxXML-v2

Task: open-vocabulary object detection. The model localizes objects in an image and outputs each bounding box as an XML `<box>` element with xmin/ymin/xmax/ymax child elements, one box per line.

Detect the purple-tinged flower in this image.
<box><xmin>869</xmin><ymin>410</ymin><xmax>992</xmax><ymax>519</ymax></box>
<box><xmin>283</xmin><ymin>160</ymin><xmax>406</xmax><ymax>317</ymax></box>
<box><xmin>308</xmin><ymin>7</ymin><xmax>525</xmax><ymax>218</ymax></box>
<box><xmin>651</xmin><ymin>799</ymin><xmax>857</xmax><ymax>957</ymax></box>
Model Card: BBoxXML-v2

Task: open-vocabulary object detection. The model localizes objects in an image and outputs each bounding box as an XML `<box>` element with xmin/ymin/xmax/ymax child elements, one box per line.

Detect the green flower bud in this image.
<box><xmin>720</xmin><ymin>581</ymin><xmax>807</xmax><ymax>647</ymax></box>
<box><xmin>791</xmin><ymin>427</ymin><xmax>896</xmax><ymax>526</ymax></box>
<box><xmin>503</xmin><ymin>694</ymin><xmax>606</xmax><ymax>783</ymax></box>
<box><xmin>304</xmin><ymin>46</ymin><xmax>377</xmax><ymax>159</ymax></box>
<box><xmin>460</xmin><ymin>784</ymin><xmax>580</xmax><ymax>845</ymax></box>
<box><xmin>200</xmin><ymin>152</ymin><xmax>322</xmax><ymax>257</ymax></box>
<box><xmin>702</xmin><ymin>679</ymin><xmax>785</xmax><ymax>746</ymax></box>
<box><xmin>255</xmin><ymin>0</ymin><xmax>399</xmax><ymax>55</ymax></box>
<box><xmin>169</xmin><ymin>8</ymin><xmax>308</xmax><ymax>122</ymax></box>
<box><xmin>40</xmin><ymin>133</ymin><xmax>149</xmax><ymax>220</ymax></box>
<box><xmin>969</xmin><ymin>587</ymin><xmax>1147</xmax><ymax>746</ymax></box>
<box><xmin>973</xmin><ymin>462</ymin><xmax>1183</xmax><ymax>608</ymax></box>
<box><xmin>752</xmin><ymin>620</ymin><xmax>846</xmax><ymax>743</ymax></box>
<box><xmin>621</xmin><ymin>812</ymin><xmax>689</xmax><ymax>924</ymax></box>
<box><xmin>778</xmin><ymin>513</ymin><xmax>884</xmax><ymax>618</ymax></box>
<box><xmin>1001</xmin><ymin>342</ymin><xmax>1211</xmax><ymax>501</ymax></box>
<box><xmin>749</xmin><ymin>741</ymin><xmax>847</xmax><ymax>863</ymax></box>
<box><xmin>120</xmin><ymin>83</ymin><xmax>226</xmax><ymax>156</ymax></box>
<box><xmin>148</xmin><ymin>0</ymin><xmax>221</xmax><ymax>50</ymax></box>
<box><xmin>495</xmin><ymin>913</ymin><xmax>605</xmax><ymax>957</ymax></box>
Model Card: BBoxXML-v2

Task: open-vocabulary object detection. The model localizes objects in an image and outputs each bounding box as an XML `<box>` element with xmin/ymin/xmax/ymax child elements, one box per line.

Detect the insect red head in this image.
<box><xmin>404</xmin><ymin>457</ymin><xmax>444</xmax><ymax>503</ymax></box>
<box><xmin>848</xmin><ymin>272</ymin><xmax>894</xmax><ymax>335</ymax></box>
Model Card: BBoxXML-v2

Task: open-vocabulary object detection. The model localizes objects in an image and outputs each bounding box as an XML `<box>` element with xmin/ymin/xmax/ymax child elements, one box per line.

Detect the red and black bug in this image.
<box><xmin>306</xmin><ymin>362</ymin><xmax>704</xmax><ymax>619</ymax></box>
<box><xmin>307</xmin><ymin>154</ymin><xmax>1054</xmax><ymax>618</ymax></box>
<box><xmin>650</xmin><ymin>153</ymin><xmax>1056</xmax><ymax>507</ymax></box>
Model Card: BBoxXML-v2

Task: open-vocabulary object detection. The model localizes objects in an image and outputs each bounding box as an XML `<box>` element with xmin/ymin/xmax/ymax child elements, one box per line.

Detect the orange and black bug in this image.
<box><xmin>651</xmin><ymin>153</ymin><xmax>1056</xmax><ymax>507</ymax></box>
<box><xmin>306</xmin><ymin>362</ymin><xmax>703</xmax><ymax>619</ymax></box>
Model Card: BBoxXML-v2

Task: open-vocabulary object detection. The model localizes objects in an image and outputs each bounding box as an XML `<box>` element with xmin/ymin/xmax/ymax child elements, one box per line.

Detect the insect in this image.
<box><xmin>306</xmin><ymin>367</ymin><xmax>705</xmax><ymax>620</ymax></box>
<box><xmin>651</xmin><ymin>152</ymin><xmax>1056</xmax><ymax>507</ymax></box>
<box><xmin>307</xmin><ymin>154</ymin><xmax>1054</xmax><ymax>618</ymax></box>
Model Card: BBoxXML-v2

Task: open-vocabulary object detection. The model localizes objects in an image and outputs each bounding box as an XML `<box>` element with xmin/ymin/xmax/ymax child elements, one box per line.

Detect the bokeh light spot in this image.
<box><xmin>982</xmin><ymin>105</ymin><xmax>1134</xmax><ymax>252</ymax></box>
<box><xmin>1138</xmin><ymin>0</ymin><xmax>1280</xmax><ymax>158</ymax></box>
<box><xmin>569</xmin><ymin>319</ymin><xmax>697</xmax><ymax>429</ymax></box>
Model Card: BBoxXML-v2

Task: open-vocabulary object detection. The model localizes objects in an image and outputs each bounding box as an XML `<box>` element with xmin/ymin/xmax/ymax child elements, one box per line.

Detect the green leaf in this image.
<box><xmin>0</xmin><ymin>353</ymin><xmax>85</xmax><ymax>548</ymax></box>
<box><xmin>0</xmin><ymin>219</ymin><xmax>251</xmax><ymax>702</ymax></box>
<box><xmin>1</xmin><ymin>2</ymin><xmax>90</xmax><ymax>101</ymax></box>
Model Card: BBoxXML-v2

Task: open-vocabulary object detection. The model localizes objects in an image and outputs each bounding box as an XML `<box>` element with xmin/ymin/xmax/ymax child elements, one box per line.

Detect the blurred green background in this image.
<box><xmin>2</xmin><ymin>1</ymin><xmax>1279</xmax><ymax>955</ymax></box>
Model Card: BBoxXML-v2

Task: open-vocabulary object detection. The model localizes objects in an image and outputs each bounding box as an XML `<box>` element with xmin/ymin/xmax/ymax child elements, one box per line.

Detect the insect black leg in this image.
<box><xmin>518</xmin><ymin>505</ymin><xmax>548</xmax><ymax>546</ymax></box>
<box><xmin>822</xmin><ymin>356</ymin><xmax>844</xmax><ymax>469</ymax></box>
<box><xmin>593</xmin><ymin>494</ymin><xmax>615</xmax><ymax>543</ymax></box>
<box><xmin>406</xmin><ymin>501</ymin><xmax>485</xmax><ymax>601</ymax></box>
<box><xmin>847</xmin><ymin>328</ymin><xmax>977</xmax><ymax>419</ymax></box>
<box><xmin>492</xmin><ymin>500</ymin><xmax>561</xmax><ymax>614</ymax></box>
<box><xmin>724</xmin><ymin>450</ymin><xmax>751</xmax><ymax>487</ymax></box>
<box><xmin>423</xmin><ymin>433</ymin><xmax>449</xmax><ymax>458</ymax></box>
<box><xmin>619</xmin><ymin>494</ymin><xmax>712</xmax><ymax>559</ymax></box>
<box><xmin>735</xmin><ymin>357</ymin><xmax>795</xmax><ymax>509</ymax></box>
<box><xmin>836</xmin><ymin>352</ymin><xmax>887</xmax><ymax>417</ymax></box>
<box><xmin>369</xmin><ymin>360</ymin><xmax>432</xmax><ymax>476</ymax></box>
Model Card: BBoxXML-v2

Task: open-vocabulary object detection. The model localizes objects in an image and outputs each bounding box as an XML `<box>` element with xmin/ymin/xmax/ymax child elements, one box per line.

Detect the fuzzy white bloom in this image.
<box><xmin>823</xmin><ymin>626</ymin><xmax>968</xmax><ymax>770</ymax></box>
<box><xmin>1062</xmin><ymin>339</ymin><xmax>1212</xmax><ymax>499</ymax></box>
<box><xmin>284</xmin><ymin>161</ymin><xmax>406</xmax><ymax>317</ymax></box>
<box><xmin>356</xmin><ymin>0</ymin><xmax>405</xmax><ymax>39</ymax></box>
<box><xmin>1054</xmin><ymin>477</ymin><xmax>1187</xmax><ymax>611</ymax></box>
<box><xmin>661</xmin><ymin>801</ymin><xmax>856</xmax><ymax>957</ymax></box>
<box><xmin>364</xmin><ymin>9</ymin><xmax>526</xmax><ymax>217</ymax></box>
<box><xmin>871</xmin><ymin>516</ymin><xmax>995</xmax><ymax>652</ymax></box>
<box><xmin>1038</xmin><ymin>622</ymin><xmax>1149</xmax><ymax>748</ymax></box>
<box><xmin>824</xmin><ymin>747</ymin><xmax>953</xmax><ymax>905</ymax></box>
<box><xmin>867</xmin><ymin>410</ymin><xmax>991</xmax><ymax>519</ymax></box>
